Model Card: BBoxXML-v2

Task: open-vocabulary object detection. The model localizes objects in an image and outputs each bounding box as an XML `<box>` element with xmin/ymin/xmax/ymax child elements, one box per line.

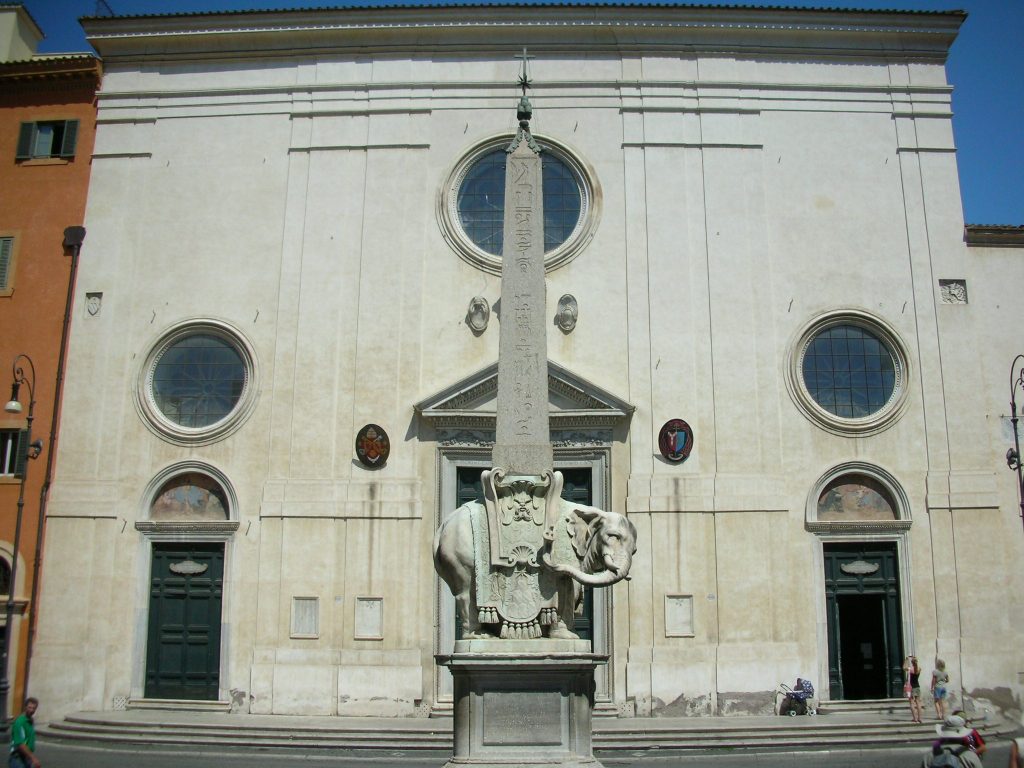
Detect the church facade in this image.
<box><xmin>30</xmin><ymin>5</ymin><xmax>1024</xmax><ymax>721</ymax></box>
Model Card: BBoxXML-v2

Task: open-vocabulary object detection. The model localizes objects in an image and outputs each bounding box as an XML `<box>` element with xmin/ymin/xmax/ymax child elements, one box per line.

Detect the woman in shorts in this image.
<box><xmin>932</xmin><ymin>659</ymin><xmax>950</xmax><ymax>720</ymax></box>
<box><xmin>904</xmin><ymin>655</ymin><xmax>923</xmax><ymax>724</ymax></box>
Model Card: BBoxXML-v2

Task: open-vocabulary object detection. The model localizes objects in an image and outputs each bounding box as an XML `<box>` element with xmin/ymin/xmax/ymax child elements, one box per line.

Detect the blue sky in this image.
<box><xmin>22</xmin><ymin>0</ymin><xmax>1023</xmax><ymax>225</ymax></box>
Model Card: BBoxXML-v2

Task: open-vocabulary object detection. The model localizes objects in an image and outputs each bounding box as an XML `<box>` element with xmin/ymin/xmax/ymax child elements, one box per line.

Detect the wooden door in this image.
<box><xmin>145</xmin><ymin>543</ymin><xmax>224</xmax><ymax>700</ymax></box>
<box><xmin>824</xmin><ymin>542</ymin><xmax>903</xmax><ymax>700</ymax></box>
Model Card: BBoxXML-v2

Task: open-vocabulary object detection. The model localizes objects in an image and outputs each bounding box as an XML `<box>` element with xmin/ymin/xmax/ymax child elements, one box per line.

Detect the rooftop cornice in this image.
<box><xmin>81</xmin><ymin>3</ymin><xmax>968</xmax><ymax>24</ymax></box>
<box><xmin>0</xmin><ymin>54</ymin><xmax>101</xmax><ymax>83</ymax></box>
<box><xmin>964</xmin><ymin>225</ymin><xmax>1024</xmax><ymax>248</ymax></box>
<box><xmin>81</xmin><ymin>4</ymin><xmax>964</xmax><ymax>63</ymax></box>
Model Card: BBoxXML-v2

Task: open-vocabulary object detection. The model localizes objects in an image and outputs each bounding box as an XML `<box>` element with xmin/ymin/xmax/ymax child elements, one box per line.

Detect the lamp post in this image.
<box><xmin>1</xmin><ymin>355</ymin><xmax>42</xmax><ymax>736</ymax></box>
<box><xmin>1006</xmin><ymin>355</ymin><xmax>1024</xmax><ymax>534</ymax></box>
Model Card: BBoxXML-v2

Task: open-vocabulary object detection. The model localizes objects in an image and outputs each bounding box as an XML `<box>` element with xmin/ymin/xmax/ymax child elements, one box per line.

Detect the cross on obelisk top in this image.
<box><xmin>516</xmin><ymin>47</ymin><xmax>534</xmax><ymax>96</ymax></box>
<box><xmin>493</xmin><ymin>48</ymin><xmax>551</xmax><ymax>475</ymax></box>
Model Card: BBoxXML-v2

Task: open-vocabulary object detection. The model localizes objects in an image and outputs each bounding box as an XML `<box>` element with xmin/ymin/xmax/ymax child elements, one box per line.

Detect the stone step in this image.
<box><xmin>817</xmin><ymin>698</ymin><xmax>906</xmax><ymax>715</ymax></box>
<box><xmin>39</xmin><ymin>712</ymin><xmax>1001</xmax><ymax>753</ymax></box>
<box><xmin>59</xmin><ymin>714</ymin><xmax>451</xmax><ymax>737</ymax></box>
<box><xmin>127</xmin><ymin>697</ymin><xmax>232</xmax><ymax>713</ymax></box>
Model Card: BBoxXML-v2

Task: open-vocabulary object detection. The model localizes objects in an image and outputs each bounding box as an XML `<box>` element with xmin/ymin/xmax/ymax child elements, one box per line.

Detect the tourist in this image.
<box><xmin>9</xmin><ymin>697</ymin><xmax>40</xmax><ymax>768</ymax></box>
<box><xmin>951</xmin><ymin>709</ymin><xmax>987</xmax><ymax>757</ymax></box>
<box><xmin>924</xmin><ymin>715</ymin><xmax>982</xmax><ymax>768</ymax></box>
<box><xmin>932</xmin><ymin>659</ymin><xmax>950</xmax><ymax>720</ymax></box>
<box><xmin>905</xmin><ymin>655</ymin><xmax>923</xmax><ymax>724</ymax></box>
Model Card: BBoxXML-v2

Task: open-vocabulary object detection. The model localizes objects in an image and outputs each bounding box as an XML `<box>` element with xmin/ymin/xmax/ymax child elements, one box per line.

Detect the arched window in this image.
<box><xmin>135</xmin><ymin>462</ymin><xmax>239</xmax><ymax>540</ymax></box>
<box><xmin>806</xmin><ymin>462</ymin><xmax>910</xmax><ymax>533</ymax></box>
<box><xmin>150</xmin><ymin>472</ymin><xmax>230</xmax><ymax>521</ymax></box>
<box><xmin>0</xmin><ymin>558</ymin><xmax>10</xmax><ymax>597</ymax></box>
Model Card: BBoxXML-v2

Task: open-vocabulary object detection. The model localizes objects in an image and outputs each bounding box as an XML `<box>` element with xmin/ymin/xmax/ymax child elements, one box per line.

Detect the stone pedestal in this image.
<box><xmin>437</xmin><ymin>639</ymin><xmax>607</xmax><ymax>768</ymax></box>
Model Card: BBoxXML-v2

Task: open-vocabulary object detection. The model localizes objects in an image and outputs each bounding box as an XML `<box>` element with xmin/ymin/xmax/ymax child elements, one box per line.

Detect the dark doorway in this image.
<box><xmin>145</xmin><ymin>542</ymin><xmax>224</xmax><ymax>700</ymax></box>
<box><xmin>824</xmin><ymin>542</ymin><xmax>903</xmax><ymax>700</ymax></box>
<box><xmin>455</xmin><ymin>465</ymin><xmax>593</xmax><ymax>641</ymax></box>
<box><xmin>836</xmin><ymin>594</ymin><xmax>887</xmax><ymax>699</ymax></box>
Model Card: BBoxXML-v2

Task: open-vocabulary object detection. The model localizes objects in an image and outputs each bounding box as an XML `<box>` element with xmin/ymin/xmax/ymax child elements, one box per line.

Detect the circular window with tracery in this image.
<box><xmin>439</xmin><ymin>135</ymin><xmax>600</xmax><ymax>275</ymax></box>
<box><xmin>788</xmin><ymin>311</ymin><xmax>910</xmax><ymax>436</ymax></box>
<box><xmin>137</xmin><ymin>320</ymin><xmax>258</xmax><ymax>445</ymax></box>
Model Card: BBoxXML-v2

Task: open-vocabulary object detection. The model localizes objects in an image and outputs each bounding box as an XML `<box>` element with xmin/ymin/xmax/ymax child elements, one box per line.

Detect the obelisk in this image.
<box><xmin>492</xmin><ymin>91</ymin><xmax>552</xmax><ymax>475</ymax></box>
<box><xmin>435</xmin><ymin>51</ymin><xmax>615</xmax><ymax>768</ymax></box>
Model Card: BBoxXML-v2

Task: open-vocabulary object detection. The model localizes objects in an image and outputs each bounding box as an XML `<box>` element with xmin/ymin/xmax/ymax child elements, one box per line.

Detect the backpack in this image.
<box><xmin>928</xmin><ymin>747</ymin><xmax>964</xmax><ymax>768</ymax></box>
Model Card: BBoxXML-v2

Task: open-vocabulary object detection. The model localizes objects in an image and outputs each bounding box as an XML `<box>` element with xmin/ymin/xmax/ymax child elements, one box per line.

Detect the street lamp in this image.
<box><xmin>1006</xmin><ymin>355</ymin><xmax>1024</xmax><ymax>535</ymax></box>
<box><xmin>1</xmin><ymin>355</ymin><xmax>41</xmax><ymax>736</ymax></box>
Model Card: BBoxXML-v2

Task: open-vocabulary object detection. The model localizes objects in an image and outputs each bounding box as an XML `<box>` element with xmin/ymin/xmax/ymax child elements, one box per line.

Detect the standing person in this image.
<box><xmin>932</xmin><ymin>659</ymin><xmax>950</xmax><ymax>720</ymax></box>
<box><xmin>9</xmin><ymin>697</ymin><xmax>40</xmax><ymax>768</ymax></box>
<box><xmin>904</xmin><ymin>654</ymin><xmax>924</xmax><ymax>724</ymax></box>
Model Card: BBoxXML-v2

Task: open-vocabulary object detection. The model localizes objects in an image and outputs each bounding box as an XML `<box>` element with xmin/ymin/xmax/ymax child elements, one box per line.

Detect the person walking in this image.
<box><xmin>932</xmin><ymin>659</ymin><xmax>950</xmax><ymax>720</ymax></box>
<box><xmin>904</xmin><ymin>655</ymin><xmax>924</xmax><ymax>723</ymax></box>
<box><xmin>9</xmin><ymin>697</ymin><xmax>40</xmax><ymax>768</ymax></box>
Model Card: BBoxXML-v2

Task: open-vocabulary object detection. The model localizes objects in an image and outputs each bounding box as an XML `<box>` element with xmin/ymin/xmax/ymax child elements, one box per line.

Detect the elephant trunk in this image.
<box><xmin>542</xmin><ymin>550</ymin><xmax>632</xmax><ymax>587</ymax></box>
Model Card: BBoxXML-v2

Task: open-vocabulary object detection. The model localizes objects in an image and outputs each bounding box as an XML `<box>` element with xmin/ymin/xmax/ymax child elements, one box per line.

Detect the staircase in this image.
<box><xmin>817</xmin><ymin>698</ymin><xmax>907</xmax><ymax>716</ymax></box>
<box><xmin>38</xmin><ymin>708</ymin><xmax>1014</xmax><ymax>753</ymax></box>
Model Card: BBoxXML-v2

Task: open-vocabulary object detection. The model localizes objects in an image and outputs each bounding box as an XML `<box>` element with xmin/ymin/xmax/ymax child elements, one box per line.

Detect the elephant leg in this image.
<box><xmin>548</xmin><ymin>576</ymin><xmax>579</xmax><ymax>640</ymax></box>
<box><xmin>455</xmin><ymin>586</ymin><xmax>491</xmax><ymax>640</ymax></box>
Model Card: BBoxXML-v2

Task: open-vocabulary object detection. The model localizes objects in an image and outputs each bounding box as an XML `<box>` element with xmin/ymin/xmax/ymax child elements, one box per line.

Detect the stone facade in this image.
<box><xmin>29</xmin><ymin>5</ymin><xmax>1024</xmax><ymax>722</ymax></box>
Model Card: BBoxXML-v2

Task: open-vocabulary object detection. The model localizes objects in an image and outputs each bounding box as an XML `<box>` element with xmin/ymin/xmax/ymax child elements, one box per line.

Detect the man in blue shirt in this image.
<box><xmin>9</xmin><ymin>697</ymin><xmax>39</xmax><ymax>768</ymax></box>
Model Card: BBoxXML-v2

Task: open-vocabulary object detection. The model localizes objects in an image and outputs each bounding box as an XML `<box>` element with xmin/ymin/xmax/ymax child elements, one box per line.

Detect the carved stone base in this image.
<box><xmin>437</xmin><ymin>639</ymin><xmax>606</xmax><ymax>768</ymax></box>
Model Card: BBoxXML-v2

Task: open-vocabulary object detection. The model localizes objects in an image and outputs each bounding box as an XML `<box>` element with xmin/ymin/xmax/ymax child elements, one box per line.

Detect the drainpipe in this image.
<box><xmin>23</xmin><ymin>226</ymin><xmax>85</xmax><ymax>693</ymax></box>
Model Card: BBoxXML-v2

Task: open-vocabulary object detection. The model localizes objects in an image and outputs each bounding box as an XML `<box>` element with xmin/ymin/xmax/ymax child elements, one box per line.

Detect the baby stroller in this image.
<box><xmin>776</xmin><ymin>678</ymin><xmax>817</xmax><ymax>716</ymax></box>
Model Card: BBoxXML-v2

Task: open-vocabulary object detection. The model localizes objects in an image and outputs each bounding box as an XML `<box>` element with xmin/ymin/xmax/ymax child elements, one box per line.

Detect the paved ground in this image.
<box><xmin>35</xmin><ymin>738</ymin><xmax>1015</xmax><ymax>768</ymax></box>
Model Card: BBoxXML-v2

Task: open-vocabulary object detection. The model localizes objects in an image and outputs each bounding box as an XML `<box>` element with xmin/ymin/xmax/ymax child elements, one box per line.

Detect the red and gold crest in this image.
<box><xmin>355</xmin><ymin>424</ymin><xmax>390</xmax><ymax>468</ymax></box>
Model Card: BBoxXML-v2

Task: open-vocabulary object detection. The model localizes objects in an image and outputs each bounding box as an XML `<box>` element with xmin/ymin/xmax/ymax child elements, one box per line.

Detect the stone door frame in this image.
<box><xmin>130</xmin><ymin>461</ymin><xmax>239</xmax><ymax>705</ymax></box>
<box><xmin>144</xmin><ymin>542</ymin><xmax>226</xmax><ymax>700</ymax></box>
<box><xmin>811</xmin><ymin>532</ymin><xmax>914</xmax><ymax>702</ymax></box>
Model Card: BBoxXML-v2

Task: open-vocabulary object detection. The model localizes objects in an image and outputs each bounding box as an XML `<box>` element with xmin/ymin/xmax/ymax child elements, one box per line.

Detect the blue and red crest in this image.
<box><xmin>658</xmin><ymin>419</ymin><xmax>693</xmax><ymax>463</ymax></box>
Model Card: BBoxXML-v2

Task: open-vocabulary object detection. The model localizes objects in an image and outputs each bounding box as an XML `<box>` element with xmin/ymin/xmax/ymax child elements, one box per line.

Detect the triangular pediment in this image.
<box><xmin>414</xmin><ymin>360</ymin><xmax>634</xmax><ymax>431</ymax></box>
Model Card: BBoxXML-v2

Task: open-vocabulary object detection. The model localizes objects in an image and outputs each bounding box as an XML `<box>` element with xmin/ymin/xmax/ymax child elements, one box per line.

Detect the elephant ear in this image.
<box><xmin>568</xmin><ymin>506</ymin><xmax>598</xmax><ymax>559</ymax></box>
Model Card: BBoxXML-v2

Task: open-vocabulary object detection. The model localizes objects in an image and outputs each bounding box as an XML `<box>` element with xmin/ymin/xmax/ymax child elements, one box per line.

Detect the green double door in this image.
<box><xmin>824</xmin><ymin>542</ymin><xmax>904</xmax><ymax>700</ymax></box>
<box><xmin>145</xmin><ymin>543</ymin><xmax>224</xmax><ymax>700</ymax></box>
<box><xmin>456</xmin><ymin>466</ymin><xmax>594</xmax><ymax>641</ymax></box>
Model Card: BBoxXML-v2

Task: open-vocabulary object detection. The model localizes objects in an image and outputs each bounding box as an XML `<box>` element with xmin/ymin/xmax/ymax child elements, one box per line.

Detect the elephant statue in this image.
<box><xmin>434</xmin><ymin>499</ymin><xmax>637</xmax><ymax>640</ymax></box>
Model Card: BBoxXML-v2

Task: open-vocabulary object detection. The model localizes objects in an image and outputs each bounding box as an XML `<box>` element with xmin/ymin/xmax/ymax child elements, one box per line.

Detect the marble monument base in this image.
<box><xmin>437</xmin><ymin>639</ymin><xmax>607</xmax><ymax>768</ymax></box>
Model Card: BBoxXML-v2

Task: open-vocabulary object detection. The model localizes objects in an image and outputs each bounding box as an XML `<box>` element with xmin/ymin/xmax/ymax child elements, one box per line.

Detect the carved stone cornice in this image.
<box><xmin>437</xmin><ymin>429</ymin><xmax>611</xmax><ymax>449</ymax></box>
<box><xmin>805</xmin><ymin>520</ymin><xmax>912</xmax><ymax>534</ymax></box>
<box><xmin>415</xmin><ymin>360</ymin><xmax>633</xmax><ymax>435</ymax></box>
<box><xmin>135</xmin><ymin>521</ymin><xmax>239</xmax><ymax>541</ymax></box>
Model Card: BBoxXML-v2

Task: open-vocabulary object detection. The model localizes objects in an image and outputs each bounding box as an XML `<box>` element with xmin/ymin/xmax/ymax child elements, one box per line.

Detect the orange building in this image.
<box><xmin>0</xmin><ymin>4</ymin><xmax>98</xmax><ymax>716</ymax></box>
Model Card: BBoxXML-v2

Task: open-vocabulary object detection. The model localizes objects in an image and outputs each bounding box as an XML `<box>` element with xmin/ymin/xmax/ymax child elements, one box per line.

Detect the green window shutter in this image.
<box><xmin>13</xmin><ymin>429</ymin><xmax>29</xmax><ymax>479</ymax></box>
<box><xmin>0</xmin><ymin>238</ymin><xmax>12</xmax><ymax>290</ymax></box>
<box><xmin>60</xmin><ymin>119</ymin><xmax>79</xmax><ymax>158</ymax></box>
<box><xmin>16</xmin><ymin>123</ymin><xmax>34</xmax><ymax>160</ymax></box>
